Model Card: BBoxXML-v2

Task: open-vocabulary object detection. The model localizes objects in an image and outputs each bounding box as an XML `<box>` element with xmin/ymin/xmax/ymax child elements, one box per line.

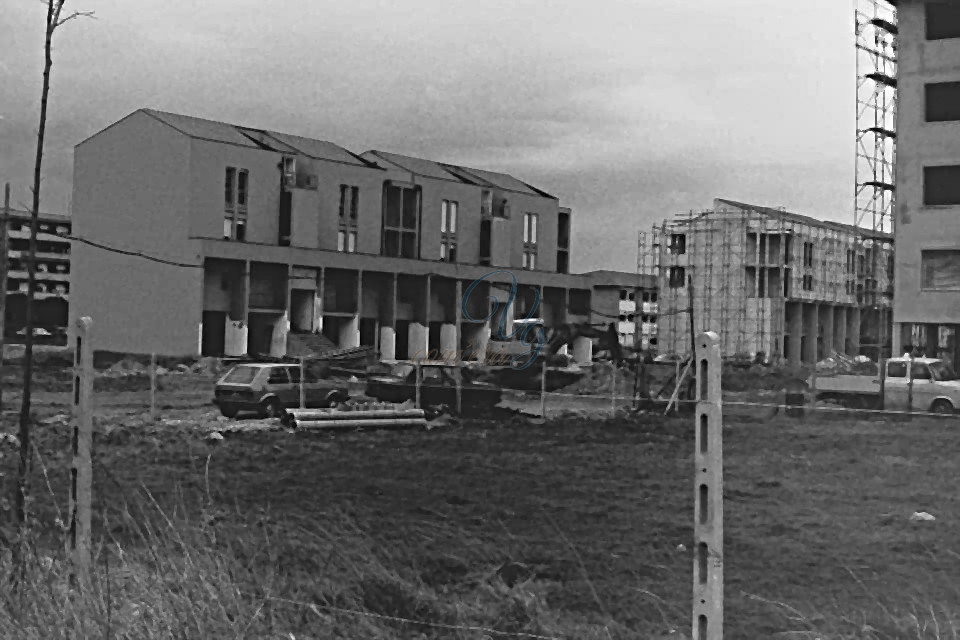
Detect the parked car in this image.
<box><xmin>365</xmin><ymin>363</ymin><xmax>502</xmax><ymax>411</ymax></box>
<box><xmin>212</xmin><ymin>363</ymin><xmax>350</xmax><ymax>418</ymax></box>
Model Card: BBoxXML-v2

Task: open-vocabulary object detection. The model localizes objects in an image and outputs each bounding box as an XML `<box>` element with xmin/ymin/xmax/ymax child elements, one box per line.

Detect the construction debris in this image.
<box><xmin>815</xmin><ymin>351</ymin><xmax>878</xmax><ymax>376</ymax></box>
<box><xmin>283</xmin><ymin>400</ymin><xmax>428</xmax><ymax>430</ymax></box>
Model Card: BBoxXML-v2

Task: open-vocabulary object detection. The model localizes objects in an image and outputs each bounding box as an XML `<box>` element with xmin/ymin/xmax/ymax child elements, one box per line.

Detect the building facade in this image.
<box><xmin>654</xmin><ymin>199</ymin><xmax>893</xmax><ymax>364</ymax></box>
<box><xmin>4</xmin><ymin>209</ymin><xmax>71</xmax><ymax>338</ymax></box>
<box><xmin>891</xmin><ymin>1</ymin><xmax>960</xmax><ymax>365</ymax></box>
<box><xmin>583</xmin><ymin>270</ymin><xmax>658</xmax><ymax>351</ymax></box>
<box><xmin>69</xmin><ymin>109</ymin><xmax>592</xmax><ymax>359</ymax></box>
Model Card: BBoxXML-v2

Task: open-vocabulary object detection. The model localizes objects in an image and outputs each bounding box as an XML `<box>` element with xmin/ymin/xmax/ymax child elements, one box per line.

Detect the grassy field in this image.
<box><xmin>1</xmin><ymin>369</ymin><xmax>960</xmax><ymax>638</ymax></box>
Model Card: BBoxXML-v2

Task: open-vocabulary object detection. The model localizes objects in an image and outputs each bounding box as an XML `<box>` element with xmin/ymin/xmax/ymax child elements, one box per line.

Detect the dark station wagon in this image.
<box><xmin>364</xmin><ymin>363</ymin><xmax>502</xmax><ymax>411</ymax></box>
<box><xmin>213</xmin><ymin>363</ymin><xmax>350</xmax><ymax>419</ymax></box>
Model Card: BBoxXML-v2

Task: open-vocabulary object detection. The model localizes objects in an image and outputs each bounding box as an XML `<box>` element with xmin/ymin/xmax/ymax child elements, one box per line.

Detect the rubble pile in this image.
<box><xmin>815</xmin><ymin>351</ymin><xmax>878</xmax><ymax>376</ymax></box>
<box><xmin>558</xmin><ymin>362</ymin><xmax>637</xmax><ymax>397</ymax></box>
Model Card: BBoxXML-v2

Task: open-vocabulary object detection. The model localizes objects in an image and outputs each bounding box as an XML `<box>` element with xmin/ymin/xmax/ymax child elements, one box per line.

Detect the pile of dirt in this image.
<box><xmin>190</xmin><ymin>357</ymin><xmax>226</xmax><ymax>376</ymax></box>
<box><xmin>103</xmin><ymin>358</ymin><xmax>148</xmax><ymax>377</ymax></box>
<box><xmin>558</xmin><ymin>362</ymin><xmax>638</xmax><ymax>397</ymax></box>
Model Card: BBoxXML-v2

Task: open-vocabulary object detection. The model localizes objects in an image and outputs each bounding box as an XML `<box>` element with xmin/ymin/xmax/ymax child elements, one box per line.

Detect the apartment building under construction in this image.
<box><xmin>651</xmin><ymin>199</ymin><xmax>893</xmax><ymax>365</ymax></box>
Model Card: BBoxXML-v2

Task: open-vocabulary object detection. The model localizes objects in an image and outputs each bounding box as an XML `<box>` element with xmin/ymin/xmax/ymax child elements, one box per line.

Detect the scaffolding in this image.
<box><xmin>855</xmin><ymin>0</ymin><xmax>897</xmax><ymax>359</ymax></box>
<box><xmin>651</xmin><ymin>202</ymin><xmax>891</xmax><ymax>364</ymax></box>
<box><xmin>855</xmin><ymin>0</ymin><xmax>897</xmax><ymax>235</ymax></box>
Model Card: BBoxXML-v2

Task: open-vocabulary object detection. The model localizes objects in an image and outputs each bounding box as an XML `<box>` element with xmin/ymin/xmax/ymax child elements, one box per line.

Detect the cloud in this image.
<box><xmin>0</xmin><ymin>0</ymin><xmax>858</xmax><ymax>271</ymax></box>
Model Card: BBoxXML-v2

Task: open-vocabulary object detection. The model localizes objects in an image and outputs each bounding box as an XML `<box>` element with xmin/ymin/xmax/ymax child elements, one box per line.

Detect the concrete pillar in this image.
<box><xmin>379</xmin><ymin>326</ymin><xmax>396</xmax><ymax>360</ymax></box>
<box><xmin>440</xmin><ymin>323</ymin><xmax>458</xmax><ymax>358</ymax></box>
<box><xmin>270</xmin><ymin>312</ymin><xmax>289</xmax><ymax>357</ymax></box>
<box><xmin>822</xmin><ymin>305</ymin><xmax>835</xmax><ymax>357</ymax></box>
<box><xmin>835</xmin><ymin>307</ymin><xmax>848</xmax><ymax>357</ymax></box>
<box><xmin>847</xmin><ymin>306</ymin><xmax>861</xmax><ymax>356</ymax></box>
<box><xmin>787</xmin><ymin>301</ymin><xmax>802</xmax><ymax>365</ymax></box>
<box><xmin>463</xmin><ymin>324</ymin><xmax>488</xmax><ymax>361</ymax></box>
<box><xmin>891</xmin><ymin>321</ymin><xmax>903</xmax><ymax>357</ymax></box>
<box><xmin>455</xmin><ymin>279</ymin><xmax>463</xmax><ymax>363</ymax></box>
<box><xmin>242</xmin><ymin>260</ymin><xmax>251</xmax><ymax>354</ymax></box>
<box><xmin>314</xmin><ymin>267</ymin><xmax>325</xmax><ymax>335</ymax></box>
<box><xmin>802</xmin><ymin>303</ymin><xmax>818</xmax><ymax>364</ymax></box>
<box><xmin>409</xmin><ymin>322</ymin><xmax>429</xmax><ymax>361</ymax></box>
<box><xmin>224</xmin><ymin>319</ymin><xmax>248</xmax><ymax>357</ymax></box>
<box><xmin>573</xmin><ymin>336</ymin><xmax>592</xmax><ymax>364</ymax></box>
<box><xmin>339</xmin><ymin>316</ymin><xmax>360</xmax><ymax>349</ymax></box>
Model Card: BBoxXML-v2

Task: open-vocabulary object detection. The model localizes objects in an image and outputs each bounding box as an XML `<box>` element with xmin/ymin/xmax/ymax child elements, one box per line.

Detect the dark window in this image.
<box><xmin>237</xmin><ymin>170</ymin><xmax>248</xmax><ymax>206</ymax></box>
<box><xmin>887</xmin><ymin>362</ymin><xmax>907</xmax><ymax>378</ymax></box>
<box><xmin>926</xmin><ymin>82</ymin><xmax>960</xmax><ymax>122</ymax></box>
<box><xmin>926</xmin><ymin>3</ymin><xmax>960</xmax><ymax>41</ymax></box>
<box><xmin>225</xmin><ymin>167</ymin><xmax>235</xmax><ymax>207</ymax></box>
<box><xmin>267</xmin><ymin>367</ymin><xmax>290</xmax><ymax>384</ymax></box>
<box><xmin>350</xmin><ymin>186</ymin><xmax>359</xmax><ymax>219</ymax></box>
<box><xmin>288</xmin><ymin>366</ymin><xmax>301</xmax><ymax>384</ymax></box>
<box><xmin>556</xmin><ymin>250</ymin><xmax>569</xmax><ymax>274</ymax></box>
<box><xmin>480</xmin><ymin>219</ymin><xmax>492</xmax><ymax>265</ymax></box>
<box><xmin>279</xmin><ymin>191</ymin><xmax>292</xmax><ymax>246</ymax></box>
<box><xmin>558</xmin><ymin>210</ymin><xmax>570</xmax><ymax>249</ymax></box>
<box><xmin>668</xmin><ymin>266</ymin><xmax>685</xmax><ymax>288</ymax></box>
<box><xmin>924</xmin><ymin>165</ymin><xmax>960</xmax><ymax>206</ymax></box>
<box><xmin>223</xmin><ymin>365</ymin><xmax>258</xmax><ymax>384</ymax></box>
<box><xmin>913</xmin><ymin>363</ymin><xmax>932</xmax><ymax>381</ymax></box>
<box><xmin>382</xmin><ymin>184</ymin><xmax>420</xmax><ymax>258</ymax></box>
<box><xmin>803</xmin><ymin>242</ymin><xmax>814</xmax><ymax>268</ymax></box>
<box><xmin>670</xmin><ymin>234</ymin><xmax>686</xmax><ymax>255</ymax></box>
<box><xmin>339</xmin><ymin>185</ymin><xmax>347</xmax><ymax>218</ymax></box>
<box><xmin>921</xmin><ymin>250</ymin><xmax>960</xmax><ymax>289</ymax></box>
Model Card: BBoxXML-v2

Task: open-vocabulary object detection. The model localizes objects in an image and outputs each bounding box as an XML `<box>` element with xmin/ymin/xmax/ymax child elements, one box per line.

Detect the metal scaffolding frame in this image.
<box><xmin>855</xmin><ymin>0</ymin><xmax>897</xmax><ymax>359</ymax></box>
<box><xmin>650</xmin><ymin>204</ymin><xmax>890</xmax><ymax>363</ymax></box>
<box><xmin>855</xmin><ymin>0</ymin><xmax>897</xmax><ymax>236</ymax></box>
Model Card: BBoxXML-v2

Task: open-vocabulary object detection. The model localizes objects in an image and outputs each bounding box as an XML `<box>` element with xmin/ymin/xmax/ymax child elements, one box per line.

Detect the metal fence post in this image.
<box><xmin>415</xmin><ymin>361</ymin><xmax>421</xmax><ymax>409</ymax></box>
<box><xmin>907</xmin><ymin>354</ymin><xmax>914</xmax><ymax>420</ymax></box>
<box><xmin>693</xmin><ymin>331</ymin><xmax>723</xmax><ymax>640</ymax></box>
<box><xmin>611</xmin><ymin>362</ymin><xmax>617</xmax><ymax>417</ymax></box>
<box><xmin>299</xmin><ymin>356</ymin><xmax>306</xmax><ymax>409</ymax></box>
<box><xmin>455</xmin><ymin>363</ymin><xmax>463</xmax><ymax>416</ymax></box>
<box><xmin>540</xmin><ymin>356</ymin><xmax>548</xmax><ymax>418</ymax></box>
<box><xmin>68</xmin><ymin>316</ymin><xmax>94</xmax><ymax>583</ymax></box>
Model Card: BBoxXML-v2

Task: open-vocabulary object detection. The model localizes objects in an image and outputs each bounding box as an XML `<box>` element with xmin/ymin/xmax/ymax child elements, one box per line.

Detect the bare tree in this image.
<box><xmin>16</xmin><ymin>0</ymin><xmax>93</xmax><ymax>526</ymax></box>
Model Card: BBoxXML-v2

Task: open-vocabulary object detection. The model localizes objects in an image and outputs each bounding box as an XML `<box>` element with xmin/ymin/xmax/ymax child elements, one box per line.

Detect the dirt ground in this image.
<box><xmin>2</xmin><ymin>365</ymin><xmax>960</xmax><ymax>638</ymax></box>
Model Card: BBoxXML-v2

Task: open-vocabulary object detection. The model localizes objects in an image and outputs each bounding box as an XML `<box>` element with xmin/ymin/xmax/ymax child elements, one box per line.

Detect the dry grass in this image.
<box><xmin>3</xmin><ymin>368</ymin><xmax>960</xmax><ymax>638</ymax></box>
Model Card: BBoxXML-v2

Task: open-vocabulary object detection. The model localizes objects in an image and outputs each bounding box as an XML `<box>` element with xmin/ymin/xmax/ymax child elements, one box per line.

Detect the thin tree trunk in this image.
<box><xmin>17</xmin><ymin>1</ymin><xmax>58</xmax><ymax>525</ymax></box>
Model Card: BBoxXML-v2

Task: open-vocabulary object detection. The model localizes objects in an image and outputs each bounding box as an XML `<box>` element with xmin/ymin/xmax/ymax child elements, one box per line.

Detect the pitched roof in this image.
<box><xmin>138</xmin><ymin>109</ymin><xmax>375</xmax><ymax>167</ymax></box>
<box><xmin>366</xmin><ymin>150</ymin><xmax>555</xmax><ymax>199</ymax></box>
<box><xmin>713</xmin><ymin>198</ymin><xmax>893</xmax><ymax>239</ymax></box>
<box><xmin>81</xmin><ymin>108</ymin><xmax>558</xmax><ymax>198</ymax></box>
<box><xmin>6</xmin><ymin>208</ymin><xmax>71</xmax><ymax>224</ymax></box>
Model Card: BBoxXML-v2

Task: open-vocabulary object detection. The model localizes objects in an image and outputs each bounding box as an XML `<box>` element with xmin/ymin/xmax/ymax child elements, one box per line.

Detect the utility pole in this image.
<box><xmin>0</xmin><ymin>184</ymin><xmax>9</xmax><ymax>417</ymax></box>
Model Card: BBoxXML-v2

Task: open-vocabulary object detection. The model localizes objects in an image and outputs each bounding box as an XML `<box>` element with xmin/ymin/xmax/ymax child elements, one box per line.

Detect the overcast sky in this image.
<box><xmin>1</xmin><ymin>0</ymin><xmax>857</xmax><ymax>273</ymax></box>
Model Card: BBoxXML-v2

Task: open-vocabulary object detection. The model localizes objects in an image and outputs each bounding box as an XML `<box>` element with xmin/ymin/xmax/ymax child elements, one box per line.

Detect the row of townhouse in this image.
<box><xmin>68</xmin><ymin>109</ymin><xmax>598</xmax><ymax>361</ymax></box>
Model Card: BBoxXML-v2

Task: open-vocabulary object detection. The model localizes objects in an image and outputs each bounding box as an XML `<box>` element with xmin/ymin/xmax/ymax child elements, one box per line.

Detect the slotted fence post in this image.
<box><xmin>693</xmin><ymin>331</ymin><xmax>723</xmax><ymax>640</ymax></box>
<box><xmin>68</xmin><ymin>316</ymin><xmax>94</xmax><ymax>583</ymax></box>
